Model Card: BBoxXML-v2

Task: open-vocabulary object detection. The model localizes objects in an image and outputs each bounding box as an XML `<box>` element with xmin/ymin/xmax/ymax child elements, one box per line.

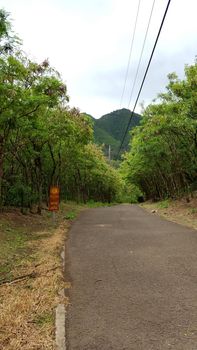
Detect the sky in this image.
<box><xmin>1</xmin><ymin>0</ymin><xmax>197</xmax><ymax>118</ymax></box>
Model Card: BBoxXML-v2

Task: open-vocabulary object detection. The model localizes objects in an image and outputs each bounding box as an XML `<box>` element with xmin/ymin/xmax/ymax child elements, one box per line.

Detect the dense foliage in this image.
<box><xmin>121</xmin><ymin>61</ymin><xmax>197</xmax><ymax>200</ymax></box>
<box><xmin>0</xmin><ymin>10</ymin><xmax>123</xmax><ymax>212</ymax></box>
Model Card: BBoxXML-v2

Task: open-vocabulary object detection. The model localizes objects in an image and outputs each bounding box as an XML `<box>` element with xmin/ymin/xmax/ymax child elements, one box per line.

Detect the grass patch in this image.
<box><xmin>65</xmin><ymin>211</ymin><xmax>77</xmax><ymax>220</ymax></box>
<box><xmin>156</xmin><ymin>199</ymin><xmax>170</xmax><ymax>209</ymax></box>
<box><xmin>33</xmin><ymin>312</ymin><xmax>54</xmax><ymax>327</ymax></box>
<box><xmin>0</xmin><ymin>223</ymin><xmax>31</xmax><ymax>282</ymax></box>
<box><xmin>86</xmin><ymin>200</ymin><xmax>112</xmax><ymax>208</ymax></box>
<box><xmin>188</xmin><ymin>207</ymin><xmax>197</xmax><ymax>215</ymax></box>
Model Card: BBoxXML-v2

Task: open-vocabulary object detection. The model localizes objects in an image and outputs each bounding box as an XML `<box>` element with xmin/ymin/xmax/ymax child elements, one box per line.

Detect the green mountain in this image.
<box><xmin>84</xmin><ymin>109</ymin><xmax>141</xmax><ymax>159</ymax></box>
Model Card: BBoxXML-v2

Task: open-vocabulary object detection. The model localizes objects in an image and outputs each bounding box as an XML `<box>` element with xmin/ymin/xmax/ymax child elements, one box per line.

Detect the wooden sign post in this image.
<box><xmin>49</xmin><ymin>186</ymin><xmax>60</xmax><ymax>221</ymax></box>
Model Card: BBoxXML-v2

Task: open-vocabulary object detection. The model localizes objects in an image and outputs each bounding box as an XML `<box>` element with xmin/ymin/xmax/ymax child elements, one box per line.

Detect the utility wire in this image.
<box><xmin>127</xmin><ymin>0</ymin><xmax>156</xmax><ymax>109</ymax></box>
<box><xmin>119</xmin><ymin>0</ymin><xmax>141</xmax><ymax>108</ymax></box>
<box><xmin>117</xmin><ymin>0</ymin><xmax>172</xmax><ymax>158</ymax></box>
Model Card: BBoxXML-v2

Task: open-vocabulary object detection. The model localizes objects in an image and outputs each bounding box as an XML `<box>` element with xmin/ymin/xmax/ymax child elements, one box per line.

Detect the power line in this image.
<box><xmin>117</xmin><ymin>0</ymin><xmax>172</xmax><ymax>158</ymax></box>
<box><xmin>119</xmin><ymin>0</ymin><xmax>141</xmax><ymax>108</ymax></box>
<box><xmin>127</xmin><ymin>0</ymin><xmax>156</xmax><ymax>109</ymax></box>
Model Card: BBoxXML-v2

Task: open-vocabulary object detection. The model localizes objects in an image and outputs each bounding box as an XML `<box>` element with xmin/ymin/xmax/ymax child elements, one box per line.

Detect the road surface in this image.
<box><xmin>65</xmin><ymin>205</ymin><xmax>197</xmax><ymax>349</ymax></box>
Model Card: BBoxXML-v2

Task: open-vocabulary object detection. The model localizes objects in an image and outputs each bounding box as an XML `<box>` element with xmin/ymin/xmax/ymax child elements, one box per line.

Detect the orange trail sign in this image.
<box><xmin>49</xmin><ymin>186</ymin><xmax>60</xmax><ymax>211</ymax></box>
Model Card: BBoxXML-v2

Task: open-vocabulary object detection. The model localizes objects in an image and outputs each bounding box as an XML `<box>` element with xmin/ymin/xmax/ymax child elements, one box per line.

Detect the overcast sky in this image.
<box><xmin>1</xmin><ymin>0</ymin><xmax>197</xmax><ymax>118</ymax></box>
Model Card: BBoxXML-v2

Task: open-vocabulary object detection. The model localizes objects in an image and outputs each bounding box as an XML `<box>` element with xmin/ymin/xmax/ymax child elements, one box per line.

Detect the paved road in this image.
<box><xmin>65</xmin><ymin>205</ymin><xmax>197</xmax><ymax>350</ymax></box>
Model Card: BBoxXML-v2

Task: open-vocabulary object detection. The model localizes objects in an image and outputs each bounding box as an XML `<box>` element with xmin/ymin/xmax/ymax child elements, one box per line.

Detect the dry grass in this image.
<box><xmin>0</xmin><ymin>203</ymin><xmax>81</xmax><ymax>350</ymax></box>
<box><xmin>142</xmin><ymin>195</ymin><xmax>197</xmax><ymax>230</ymax></box>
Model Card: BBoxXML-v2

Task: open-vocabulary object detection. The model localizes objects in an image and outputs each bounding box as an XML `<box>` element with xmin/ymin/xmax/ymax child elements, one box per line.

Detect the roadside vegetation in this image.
<box><xmin>121</xmin><ymin>60</ymin><xmax>197</xmax><ymax>202</ymax></box>
<box><xmin>0</xmin><ymin>10</ymin><xmax>123</xmax><ymax>214</ymax></box>
<box><xmin>0</xmin><ymin>203</ymin><xmax>68</xmax><ymax>349</ymax></box>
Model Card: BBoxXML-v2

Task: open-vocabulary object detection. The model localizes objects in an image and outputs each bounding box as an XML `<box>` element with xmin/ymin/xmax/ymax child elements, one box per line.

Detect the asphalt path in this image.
<box><xmin>65</xmin><ymin>204</ymin><xmax>197</xmax><ymax>350</ymax></box>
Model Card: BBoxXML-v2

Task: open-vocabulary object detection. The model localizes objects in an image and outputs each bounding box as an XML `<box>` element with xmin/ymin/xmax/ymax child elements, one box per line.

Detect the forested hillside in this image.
<box><xmin>0</xmin><ymin>10</ymin><xmax>123</xmax><ymax>212</ymax></box>
<box><xmin>121</xmin><ymin>62</ymin><xmax>197</xmax><ymax>201</ymax></box>
<box><xmin>84</xmin><ymin>109</ymin><xmax>141</xmax><ymax>159</ymax></box>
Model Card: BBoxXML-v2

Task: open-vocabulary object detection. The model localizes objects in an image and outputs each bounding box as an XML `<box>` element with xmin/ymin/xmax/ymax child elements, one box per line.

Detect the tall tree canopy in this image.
<box><xmin>0</xmin><ymin>9</ymin><xmax>123</xmax><ymax>212</ymax></box>
<box><xmin>121</xmin><ymin>59</ymin><xmax>197</xmax><ymax>200</ymax></box>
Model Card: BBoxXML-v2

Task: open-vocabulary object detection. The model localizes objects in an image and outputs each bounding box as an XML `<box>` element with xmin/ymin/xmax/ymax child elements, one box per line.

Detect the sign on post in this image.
<box><xmin>49</xmin><ymin>186</ymin><xmax>60</xmax><ymax>211</ymax></box>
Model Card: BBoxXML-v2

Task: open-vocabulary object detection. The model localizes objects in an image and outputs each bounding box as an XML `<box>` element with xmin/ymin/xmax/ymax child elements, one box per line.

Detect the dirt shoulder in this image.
<box><xmin>141</xmin><ymin>196</ymin><xmax>197</xmax><ymax>230</ymax></box>
<box><xmin>0</xmin><ymin>202</ymin><xmax>84</xmax><ymax>350</ymax></box>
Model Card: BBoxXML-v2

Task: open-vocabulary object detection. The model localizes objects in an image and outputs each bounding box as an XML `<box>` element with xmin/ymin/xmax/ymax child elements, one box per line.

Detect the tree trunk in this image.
<box><xmin>37</xmin><ymin>182</ymin><xmax>42</xmax><ymax>215</ymax></box>
<box><xmin>0</xmin><ymin>136</ymin><xmax>4</xmax><ymax>210</ymax></box>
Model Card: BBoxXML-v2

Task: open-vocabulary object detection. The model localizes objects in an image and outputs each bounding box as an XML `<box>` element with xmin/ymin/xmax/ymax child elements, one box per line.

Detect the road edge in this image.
<box><xmin>56</xmin><ymin>247</ymin><xmax>67</xmax><ymax>350</ymax></box>
<box><xmin>56</xmin><ymin>304</ymin><xmax>66</xmax><ymax>349</ymax></box>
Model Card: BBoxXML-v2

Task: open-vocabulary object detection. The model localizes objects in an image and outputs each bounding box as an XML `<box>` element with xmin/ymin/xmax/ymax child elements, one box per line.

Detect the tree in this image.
<box><xmin>121</xmin><ymin>59</ymin><xmax>197</xmax><ymax>200</ymax></box>
<box><xmin>0</xmin><ymin>8</ymin><xmax>124</xmax><ymax>211</ymax></box>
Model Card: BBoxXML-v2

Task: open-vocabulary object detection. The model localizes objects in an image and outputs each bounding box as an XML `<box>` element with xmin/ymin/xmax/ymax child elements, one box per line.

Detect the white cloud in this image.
<box><xmin>1</xmin><ymin>0</ymin><xmax>197</xmax><ymax>117</ymax></box>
